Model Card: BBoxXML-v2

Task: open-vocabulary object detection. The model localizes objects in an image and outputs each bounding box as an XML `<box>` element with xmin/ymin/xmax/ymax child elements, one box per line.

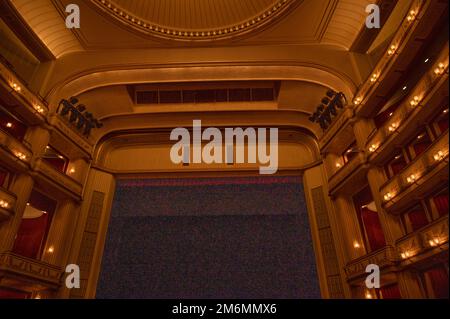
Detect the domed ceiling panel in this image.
<box><xmin>91</xmin><ymin>0</ymin><xmax>302</xmax><ymax>41</ymax></box>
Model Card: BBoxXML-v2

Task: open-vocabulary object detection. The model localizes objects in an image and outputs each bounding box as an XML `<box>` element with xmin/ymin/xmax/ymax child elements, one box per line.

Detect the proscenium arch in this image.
<box><xmin>45</xmin><ymin>63</ymin><xmax>357</xmax><ymax>110</ymax></box>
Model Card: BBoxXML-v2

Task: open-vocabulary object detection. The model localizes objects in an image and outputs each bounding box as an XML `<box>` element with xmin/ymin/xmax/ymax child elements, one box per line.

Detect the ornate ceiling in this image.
<box><xmin>91</xmin><ymin>0</ymin><xmax>302</xmax><ymax>41</ymax></box>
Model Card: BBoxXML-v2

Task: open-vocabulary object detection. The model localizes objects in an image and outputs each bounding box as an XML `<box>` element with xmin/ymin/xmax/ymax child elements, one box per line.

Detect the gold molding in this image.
<box><xmin>90</xmin><ymin>0</ymin><xmax>302</xmax><ymax>42</ymax></box>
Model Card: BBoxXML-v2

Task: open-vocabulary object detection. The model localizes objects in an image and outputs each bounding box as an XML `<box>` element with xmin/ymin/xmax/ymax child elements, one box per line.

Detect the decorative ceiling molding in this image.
<box><xmin>321</xmin><ymin>0</ymin><xmax>374</xmax><ymax>50</ymax></box>
<box><xmin>10</xmin><ymin>0</ymin><xmax>83</xmax><ymax>58</ymax></box>
<box><xmin>90</xmin><ymin>0</ymin><xmax>303</xmax><ymax>42</ymax></box>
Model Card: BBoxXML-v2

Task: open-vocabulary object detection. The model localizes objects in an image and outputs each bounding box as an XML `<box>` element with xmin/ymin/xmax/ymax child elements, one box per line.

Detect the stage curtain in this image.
<box><xmin>433</xmin><ymin>194</ymin><xmax>449</xmax><ymax>216</ymax></box>
<box><xmin>427</xmin><ymin>266</ymin><xmax>449</xmax><ymax>299</ymax></box>
<box><xmin>0</xmin><ymin>288</ymin><xmax>29</xmax><ymax>299</ymax></box>
<box><xmin>408</xmin><ymin>209</ymin><xmax>429</xmax><ymax>231</ymax></box>
<box><xmin>361</xmin><ymin>207</ymin><xmax>386</xmax><ymax>251</ymax></box>
<box><xmin>380</xmin><ymin>284</ymin><xmax>402</xmax><ymax>299</ymax></box>
<box><xmin>12</xmin><ymin>212</ymin><xmax>49</xmax><ymax>259</ymax></box>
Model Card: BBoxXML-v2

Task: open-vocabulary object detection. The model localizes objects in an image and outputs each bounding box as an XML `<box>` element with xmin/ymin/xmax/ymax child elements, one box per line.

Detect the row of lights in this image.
<box><xmin>9</xmin><ymin>82</ymin><xmax>47</xmax><ymax>115</ymax></box>
<box><xmin>99</xmin><ymin>0</ymin><xmax>289</xmax><ymax>38</ymax></box>
<box><xmin>383</xmin><ymin>147</ymin><xmax>447</xmax><ymax>202</ymax></box>
<box><xmin>352</xmin><ymin>7</ymin><xmax>420</xmax><ymax>106</ymax></box>
<box><xmin>401</xmin><ymin>236</ymin><xmax>447</xmax><ymax>259</ymax></box>
<box><xmin>0</xmin><ymin>199</ymin><xmax>10</xmax><ymax>208</ymax></box>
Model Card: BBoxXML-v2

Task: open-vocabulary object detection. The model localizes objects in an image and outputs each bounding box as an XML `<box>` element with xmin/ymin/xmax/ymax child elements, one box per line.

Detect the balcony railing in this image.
<box><xmin>0</xmin><ymin>186</ymin><xmax>16</xmax><ymax>220</ymax></box>
<box><xmin>328</xmin><ymin>152</ymin><xmax>368</xmax><ymax>196</ymax></box>
<box><xmin>33</xmin><ymin>158</ymin><xmax>83</xmax><ymax>199</ymax></box>
<box><xmin>344</xmin><ymin>246</ymin><xmax>398</xmax><ymax>282</ymax></box>
<box><xmin>319</xmin><ymin>108</ymin><xmax>354</xmax><ymax>153</ymax></box>
<box><xmin>366</xmin><ymin>46</ymin><xmax>449</xmax><ymax>164</ymax></box>
<box><xmin>0</xmin><ymin>252</ymin><xmax>62</xmax><ymax>292</ymax></box>
<box><xmin>396</xmin><ymin>216</ymin><xmax>449</xmax><ymax>263</ymax></box>
<box><xmin>0</xmin><ymin>128</ymin><xmax>32</xmax><ymax>168</ymax></box>
<box><xmin>381</xmin><ymin>131</ymin><xmax>449</xmax><ymax>212</ymax></box>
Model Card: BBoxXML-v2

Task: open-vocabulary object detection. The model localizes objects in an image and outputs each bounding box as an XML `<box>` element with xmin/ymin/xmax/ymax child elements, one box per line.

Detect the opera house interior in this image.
<box><xmin>0</xmin><ymin>0</ymin><xmax>448</xmax><ymax>299</ymax></box>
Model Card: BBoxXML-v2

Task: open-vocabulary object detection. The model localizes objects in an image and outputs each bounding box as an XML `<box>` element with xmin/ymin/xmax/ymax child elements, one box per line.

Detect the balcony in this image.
<box><xmin>354</xmin><ymin>0</ymin><xmax>448</xmax><ymax>117</ymax></box>
<box><xmin>396</xmin><ymin>216</ymin><xmax>449</xmax><ymax>266</ymax></box>
<box><xmin>0</xmin><ymin>252</ymin><xmax>62</xmax><ymax>292</ymax></box>
<box><xmin>32</xmin><ymin>158</ymin><xmax>83</xmax><ymax>201</ymax></box>
<box><xmin>366</xmin><ymin>52</ymin><xmax>448</xmax><ymax>165</ymax></box>
<box><xmin>344</xmin><ymin>246</ymin><xmax>398</xmax><ymax>282</ymax></box>
<box><xmin>319</xmin><ymin>107</ymin><xmax>354</xmax><ymax>154</ymax></box>
<box><xmin>0</xmin><ymin>60</ymin><xmax>48</xmax><ymax>125</ymax></box>
<box><xmin>0</xmin><ymin>128</ymin><xmax>32</xmax><ymax>171</ymax></box>
<box><xmin>328</xmin><ymin>152</ymin><xmax>369</xmax><ymax>196</ymax></box>
<box><xmin>0</xmin><ymin>187</ymin><xmax>16</xmax><ymax>221</ymax></box>
<box><xmin>380</xmin><ymin>131</ymin><xmax>449</xmax><ymax>213</ymax></box>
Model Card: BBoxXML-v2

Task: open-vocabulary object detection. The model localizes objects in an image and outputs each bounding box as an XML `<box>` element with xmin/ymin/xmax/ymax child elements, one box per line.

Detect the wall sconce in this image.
<box><xmin>365</xmin><ymin>291</ymin><xmax>373</xmax><ymax>299</ymax></box>
<box><xmin>406</xmin><ymin>174</ymin><xmax>417</xmax><ymax>184</ymax></box>
<box><xmin>406</xmin><ymin>10</ymin><xmax>417</xmax><ymax>22</ymax></box>
<box><xmin>433</xmin><ymin>150</ymin><xmax>446</xmax><ymax>161</ymax></box>
<box><xmin>383</xmin><ymin>192</ymin><xmax>394</xmax><ymax>201</ymax></box>
<box><xmin>14</xmin><ymin>151</ymin><xmax>27</xmax><ymax>161</ymax></box>
<box><xmin>68</xmin><ymin>168</ymin><xmax>76</xmax><ymax>174</ymax></box>
<box><xmin>335</xmin><ymin>162</ymin><xmax>342</xmax><ymax>169</ymax></box>
<box><xmin>47</xmin><ymin>246</ymin><xmax>54</xmax><ymax>253</ymax></box>
<box><xmin>387</xmin><ymin>44</ymin><xmax>397</xmax><ymax>56</ymax></box>
<box><xmin>11</xmin><ymin>82</ymin><xmax>21</xmax><ymax>92</ymax></box>
<box><xmin>369</xmin><ymin>144</ymin><xmax>378</xmax><ymax>153</ymax></box>
<box><xmin>370</xmin><ymin>73</ymin><xmax>379</xmax><ymax>83</ymax></box>
<box><xmin>353</xmin><ymin>241</ymin><xmax>361</xmax><ymax>249</ymax></box>
<box><xmin>388</xmin><ymin>122</ymin><xmax>399</xmax><ymax>132</ymax></box>
<box><xmin>400</xmin><ymin>251</ymin><xmax>412</xmax><ymax>259</ymax></box>
<box><xmin>409</xmin><ymin>96</ymin><xmax>421</xmax><ymax>106</ymax></box>
<box><xmin>0</xmin><ymin>200</ymin><xmax>9</xmax><ymax>208</ymax></box>
<box><xmin>353</xmin><ymin>97</ymin><xmax>362</xmax><ymax>105</ymax></box>
<box><xmin>428</xmin><ymin>237</ymin><xmax>441</xmax><ymax>247</ymax></box>
<box><xmin>34</xmin><ymin>104</ymin><xmax>45</xmax><ymax>114</ymax></box>
<box><xmin>434</xmin><ymin>62</ymin><xmax>446</xmax><ymax>75</ymax></box>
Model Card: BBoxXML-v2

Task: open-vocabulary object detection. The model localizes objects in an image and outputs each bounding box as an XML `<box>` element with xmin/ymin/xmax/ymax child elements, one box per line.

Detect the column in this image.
<box><xmin>0</xmin><ymin>173</ymin><xmax>34</xmax><ymax>252</ymax></box>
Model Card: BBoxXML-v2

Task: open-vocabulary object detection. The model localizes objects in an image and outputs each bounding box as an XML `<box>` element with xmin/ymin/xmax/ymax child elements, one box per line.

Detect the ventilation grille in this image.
<box><xmin>135</xmin><ymin>86</ymin><xmax>276</xmax><ymax>104</ymax></box>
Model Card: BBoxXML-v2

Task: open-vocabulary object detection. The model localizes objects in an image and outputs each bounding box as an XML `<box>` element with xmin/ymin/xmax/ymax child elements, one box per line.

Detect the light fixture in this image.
<box><xmin>335</xmin><ymin>163</ymin><xmax>342</xmax><ymax>169</ymax></box>
<box><xmin>409</xmin><ymin>96</ymin><xmax>421</xmax><ymax>106</ymax></box>
<box><xmin>434</xmin><ymin>62</ymin><xmax>446</xmax><ymax>75</ymax></box>
<box><xmin>14</xmin><ymin>151</ymin><xmax>27</xmax><ymax>161</ymax></box>
<box><xmin>428</xmin><ymin>238</ymin><xmax>441</xmax><ymax>247</ymax></box>
<box><xmin>6</xmin><ymin>122</ymin><xmax>13</xmax><ymax>128</ymax></box>
<box><xmin>384</xmin><ymin>192</ymin><xmax>394</xmax><ymax>201</ymax></box>
<box><xmin>0</xmin><ymin>200</ymin><xmax>9</xmax><ymax>208</ymax></box>
<box><xmin>433</xmin><ymin>150</ymin><xmax>446</xmax><ymax>161</ymax></box>
<box><xmin>353</xmin><ymin>97</ymin><xmax>362</xmax><ymax>105</ymax></box>
<box><xmin>406</xmin><ymin>174</ymin><xmax>417</xmax><ymax>184</ymax></box>
<box><xmin>34</xmin><ymin>104</ymin><xmax>45</xmax><ymax>114</ymax></box>
<box><xmin>389</xmin><ymin>112</ymin><xmax>394</xmax><ymax>117</ymax></box>
<box><xmin>69</xmin><ymin>168</ymin><xmax>76</xmax><ymax>174</ymax></box>
<box><xmin>353</xmin><ymin>241</ymin><xmax>360</xmax><ymax>249</ymax></box>
<box><xmin>400</xmin><ymin>251</ymin><xmax>411</xmax><ymax>259</ymax></box>
<box><xmin>365</xmin><ymin>291</ymin><xmax>373</xmax><ymax>299</ymax></box>
<box><xmin>369</xmin><ymin>144</ymin><xmax>378</xmax><ymax>153</ymax></box>
<box><xmin>370</xmin><ymin>73</ymin><xmax>379</xmax><ymax>83</ymax></box>
<box><xmin>57</xmin><ymin>155</ymin><xmax>64</xmax><ymax>159</ymax></box>
<box><xmin>387</xmin><ymin>45</ymin><xmax>397</xmax><ymax>56</ymax></box>
<box><xmin>402</xmin><ymin>86</ymin><xmax>407</xmax><ymax>91</ymax></box>
<box><xmin>388</xmin><ymin>123</ymin><xmax>399</xmax><ymax>132</ymax></box>
<box><xmin>406</xmin><ymin>10</ymin><xmax>417</xmax><ymax>22</ymax></box>
<box><xmin>11</xmin><ymin>82</ymin><xmax>21</xmax><ymax>92</ymax></box>
<box><xmin>424</xmin><ymin>58</ymin><xmax>429</xmax><ymax>63</ymax></box>
<box><xmin>47</xmin><ymin>246</ymin><xmax>54</xmax><ymax>253</ymax></box>
<box><xmin>443</xmin><ymin>109</ymin><xmax>449</xmax><ymax>114</ymax></box>
<box><xmin>395</xmin><ymin>155</ymin><xmax>401</xmax><ymax>160</ymax></box>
